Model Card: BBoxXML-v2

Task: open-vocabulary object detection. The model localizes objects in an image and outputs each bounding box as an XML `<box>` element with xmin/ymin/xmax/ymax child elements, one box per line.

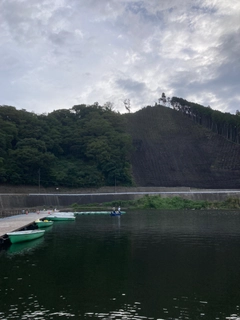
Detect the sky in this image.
<box><xmin>0</xmin><ymin>0</ymin><xmax>240</xmax><ymax>115</ymax></box>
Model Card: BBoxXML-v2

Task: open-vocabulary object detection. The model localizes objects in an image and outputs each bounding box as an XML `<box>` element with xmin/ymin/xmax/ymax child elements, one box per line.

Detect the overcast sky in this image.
<box><xmin>1</xmin><ymin>0</ymin><xmax>240</xmax><ymax>115</ymax></box>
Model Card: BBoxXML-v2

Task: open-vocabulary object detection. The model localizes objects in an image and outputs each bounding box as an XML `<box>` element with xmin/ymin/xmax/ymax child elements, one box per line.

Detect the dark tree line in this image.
<box><xmin>0</xmin><ymin>104</ymin><xmax>133</xmax><ymax>187</ymax></box>
<box><xmin>171</xmin><ymin>97</ymin><xmax>240</xmax><ymax>144</ymax></box>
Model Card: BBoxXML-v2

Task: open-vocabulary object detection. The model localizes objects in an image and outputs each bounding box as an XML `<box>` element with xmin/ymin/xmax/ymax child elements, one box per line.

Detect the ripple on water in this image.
<box><xmin>84</xmin><ymin>302</ymin><xmax>151</xmax><ymax>320</ymax></box>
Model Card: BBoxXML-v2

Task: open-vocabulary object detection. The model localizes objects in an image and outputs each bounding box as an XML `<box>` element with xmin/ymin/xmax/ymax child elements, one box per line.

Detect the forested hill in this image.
<box><xmin>0</xmin><ymin>104</ymin><xmax>132</xmax><ymax>188</ymax></box>
<box><xmin>171</xmin><ymin>96</ymin><xmax>240</xmax><ymax>143</ymax></box>
<box><xmin>1</xmin><ymin>103</ymin><xmax>240</xmax><ymax>189</ymax></box>
<box><xmin>124</xmin><ymin>105</ymin><xmax>240</xmax><ymax>189</ymax></box>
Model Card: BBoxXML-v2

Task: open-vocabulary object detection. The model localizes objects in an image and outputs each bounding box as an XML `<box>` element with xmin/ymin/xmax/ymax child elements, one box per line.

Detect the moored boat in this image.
<box><xmin>7</xmin><ymin>230</ymin><xmax>45</xmax><ymax>244</ymax></box>
<box><xmin>110</xmin><ymin>211</ymin><xmax>122</xmax><ymax>216</ymax></box>
<box><xmin>35</xmin><ymin>219</ymin><xmax>53</xmax><ymax>228</ymax></box>
<box><xmin>47</xmin><ymin>214</ymin><xmax>75</xmax><ymax>221</ymax></box>
<box><xmin>57</xmin><ymin>212</ymin><xmax>75</xmax><ymax>215</ymax></box>
<box><xmin>75</xmin><ymin>211</ymin><xmax>126</xmax><ymax>215</ymax></box>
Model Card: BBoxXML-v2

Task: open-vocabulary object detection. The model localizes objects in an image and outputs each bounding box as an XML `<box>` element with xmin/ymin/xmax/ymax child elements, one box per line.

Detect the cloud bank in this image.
<box><xmin>0</xmin><ymin>0</ymin><xmax>239</xmax><ymax>114</ymax></box>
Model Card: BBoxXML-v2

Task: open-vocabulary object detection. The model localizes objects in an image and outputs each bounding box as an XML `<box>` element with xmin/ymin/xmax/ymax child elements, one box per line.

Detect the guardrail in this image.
<box><xmin>0</xmin><ymin>209</ymin><xmax>23</xmax><ymax>218</ymax></box>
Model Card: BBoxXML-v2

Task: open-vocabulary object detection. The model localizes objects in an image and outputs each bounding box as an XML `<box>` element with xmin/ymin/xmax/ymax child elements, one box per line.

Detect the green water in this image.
<box><xmin>1</xmin><ymin>210</ymin><xmax>240</xmax><ymax>319</ymax></box>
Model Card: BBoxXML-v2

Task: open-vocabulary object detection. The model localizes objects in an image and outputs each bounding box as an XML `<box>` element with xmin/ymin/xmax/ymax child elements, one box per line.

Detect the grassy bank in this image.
<box><xmin>71</xmin><ymin>195</ymin><xmax>240</xmax><ymax>211</ymax></box>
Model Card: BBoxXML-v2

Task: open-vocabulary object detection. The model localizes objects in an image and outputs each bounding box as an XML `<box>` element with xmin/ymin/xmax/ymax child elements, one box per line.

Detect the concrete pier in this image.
<box><xmin>0</xmin><ymin>211</ymin><xmax>49</xmax><ymax>240</ymax></box>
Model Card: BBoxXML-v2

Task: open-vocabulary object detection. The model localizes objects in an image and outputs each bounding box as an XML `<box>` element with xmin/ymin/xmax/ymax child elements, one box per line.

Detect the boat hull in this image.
<box><xmin>7</xmin><ymin>230</ymin><xmax>45</xmax><ymax>244</ymax></box>
<box><xmin>35</xmin><ymin>220</ymin><xmax>53</xmax><ymax>228</ymax></box>
<box><xmin>110</xmin><ymin>211</ymin><xmax>122</xmax><ymax>216</ymax></box>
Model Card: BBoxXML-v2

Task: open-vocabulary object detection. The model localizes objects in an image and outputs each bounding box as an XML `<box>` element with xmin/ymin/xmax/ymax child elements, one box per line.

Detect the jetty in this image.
<box><xmin>0</xmin><ymin>211</ymin><xmax>49</xmax><ymax>243</ymax></box>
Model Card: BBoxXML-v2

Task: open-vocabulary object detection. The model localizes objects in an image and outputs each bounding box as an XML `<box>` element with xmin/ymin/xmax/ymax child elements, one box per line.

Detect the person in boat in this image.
<box><xmin>112</xmin><ymin>206</ymin><xmax>116</xmax><ymax>213</ymax></box>
<box><xmin>118</xmin><ymin>206</ymin><xmax>121</xmax><ymax>213</ymax></box>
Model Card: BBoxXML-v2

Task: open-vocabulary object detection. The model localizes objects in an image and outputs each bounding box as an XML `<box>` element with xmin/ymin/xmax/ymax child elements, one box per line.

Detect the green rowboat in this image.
<box><xmin>35</xmin><ymin>219</ymin><xmax>53</xmax><ymax>228</ymax></box>
<box><xmin>7</xmin><ymin>230</ymin><xmax>45</xmax><ymax>244</ymax></box>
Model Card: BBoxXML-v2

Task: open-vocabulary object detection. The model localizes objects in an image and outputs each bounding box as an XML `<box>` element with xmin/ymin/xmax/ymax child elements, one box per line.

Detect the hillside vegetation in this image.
<box><xmin>171</xmin><ymin>96</ymin><xmax>240</xmax><ymax>143</ymax></box>
<box><xmin>1</xmin><ymin>100</ymin><xmax>240</xmax><ymax>189</ymax></box>
<box><xmin>0</xmin><ymin>104</ymin><xmax>132</xmax><ymax>187</ymax></box>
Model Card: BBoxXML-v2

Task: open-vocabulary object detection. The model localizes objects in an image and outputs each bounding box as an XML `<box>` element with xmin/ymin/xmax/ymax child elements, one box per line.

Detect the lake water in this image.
<box><xmin>1</xmin><ymin>210</ymin><xmax>240</xmax><ymax>320</ymax></box>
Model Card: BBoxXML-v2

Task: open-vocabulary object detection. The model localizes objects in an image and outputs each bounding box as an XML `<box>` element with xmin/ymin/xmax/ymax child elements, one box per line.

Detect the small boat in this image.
<box><xmin>47</xmin><ymin>214</ymin><xmax>76</xmax><ymax>221</ymax></box>
<box><xmin>75</xmin><ymin>211</ymin><xmax>126</xmax><ymax>215</ymax></box>
<box><xmin>110</xmin><ymin>211</ymin><xmax>122</xmax><ymax>216</ymax></box>
<box><xmin>57</xmin><ymin>212</ymin><xmax>75</xmax><ymax>215</ymax></box>
<box><xmin>7</xmin><ymin>230</ymin><xmax>45</xmax><ymax>244</ymax></box>
<box><xmin>35</xmin><ymin>219</ymin><xmax>53</xmax><ymax>228</ymax></box>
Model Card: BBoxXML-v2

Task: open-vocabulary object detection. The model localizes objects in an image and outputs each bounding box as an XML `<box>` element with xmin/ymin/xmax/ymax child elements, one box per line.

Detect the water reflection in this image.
<box><xmin>84</xmin><ymin>301</ymin><xmax>147</xmax><ymax>319</ymax></box>
<box><xmin>7</xmin><ymin>237</ymin><xmax>45</xmax><ymax>255</ymax></box>
<box><xmin>1</xmin><ymin>210</ymin><xmax>240</xmax><ymax>319</ymax></box>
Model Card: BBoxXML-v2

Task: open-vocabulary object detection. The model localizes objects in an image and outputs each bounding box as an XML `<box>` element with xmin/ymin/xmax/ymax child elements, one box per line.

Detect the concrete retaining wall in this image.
<box><xmin>1</xmin><ymin>190</ymin><xmax>240</xmax><ymax>212</ymax></box>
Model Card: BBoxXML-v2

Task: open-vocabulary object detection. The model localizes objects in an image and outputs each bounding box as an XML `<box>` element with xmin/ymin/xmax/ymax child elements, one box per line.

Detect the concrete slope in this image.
<box><xmin>124</xmin><ymin>106</ymin><xmax>240</xmax><ymax>188</ymax></box>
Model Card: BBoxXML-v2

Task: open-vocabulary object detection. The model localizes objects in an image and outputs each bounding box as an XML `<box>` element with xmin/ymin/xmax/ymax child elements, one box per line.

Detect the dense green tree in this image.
<box><xmin>0</xmin><ymin>103</ymin><xmax>133</xmax><ymax>187</ymax></box>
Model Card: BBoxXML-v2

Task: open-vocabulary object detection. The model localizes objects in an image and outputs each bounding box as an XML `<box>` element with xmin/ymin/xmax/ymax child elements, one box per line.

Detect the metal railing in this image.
<box><xmin>0</xmin><ymin>209</ymin><xmax>23</xmax><ymax>218</ymax></box>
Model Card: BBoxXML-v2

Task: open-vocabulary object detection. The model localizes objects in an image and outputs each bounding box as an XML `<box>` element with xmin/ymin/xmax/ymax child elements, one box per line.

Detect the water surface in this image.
<box><xmin>1</xmin><ymin>210</ymin><xmax>240</xmax><ymax>319</ymax></box>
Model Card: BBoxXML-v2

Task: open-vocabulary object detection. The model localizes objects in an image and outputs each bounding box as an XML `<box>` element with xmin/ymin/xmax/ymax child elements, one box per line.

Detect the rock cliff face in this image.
<box><xmin>124</xmin><ymin>105</ymin><xmax>240</xmax><ymax>188</ymax></box>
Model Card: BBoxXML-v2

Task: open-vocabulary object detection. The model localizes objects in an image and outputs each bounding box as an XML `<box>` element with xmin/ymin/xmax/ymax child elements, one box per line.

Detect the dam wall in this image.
<box><xmin>1</xmin><ymin>190</ymin><xmax>240</xmax><ymax>213</ymax></box>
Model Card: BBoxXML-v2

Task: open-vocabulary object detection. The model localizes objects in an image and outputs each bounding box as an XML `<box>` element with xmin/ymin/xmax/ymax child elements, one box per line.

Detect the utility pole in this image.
<box><xmin>38</xmin><ymin>168</ymin><xmax>41</xmax><ymax>193</ymax></box>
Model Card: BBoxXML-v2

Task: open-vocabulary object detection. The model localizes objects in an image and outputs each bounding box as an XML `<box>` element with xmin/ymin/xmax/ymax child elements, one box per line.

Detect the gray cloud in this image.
<box><xmin>169</xmin><ymin>26</ymin><xmax>240</xmax><ymax>112</ymax></box>
<box><xmin>0</xmin><ymin>0</ymin><xmax>240</xmax><ymax>114</ymax></box>
<box><xmin>116</xmin><ymin>78</ymin><xmax>147</xmax><ymax>93</ymax></box>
